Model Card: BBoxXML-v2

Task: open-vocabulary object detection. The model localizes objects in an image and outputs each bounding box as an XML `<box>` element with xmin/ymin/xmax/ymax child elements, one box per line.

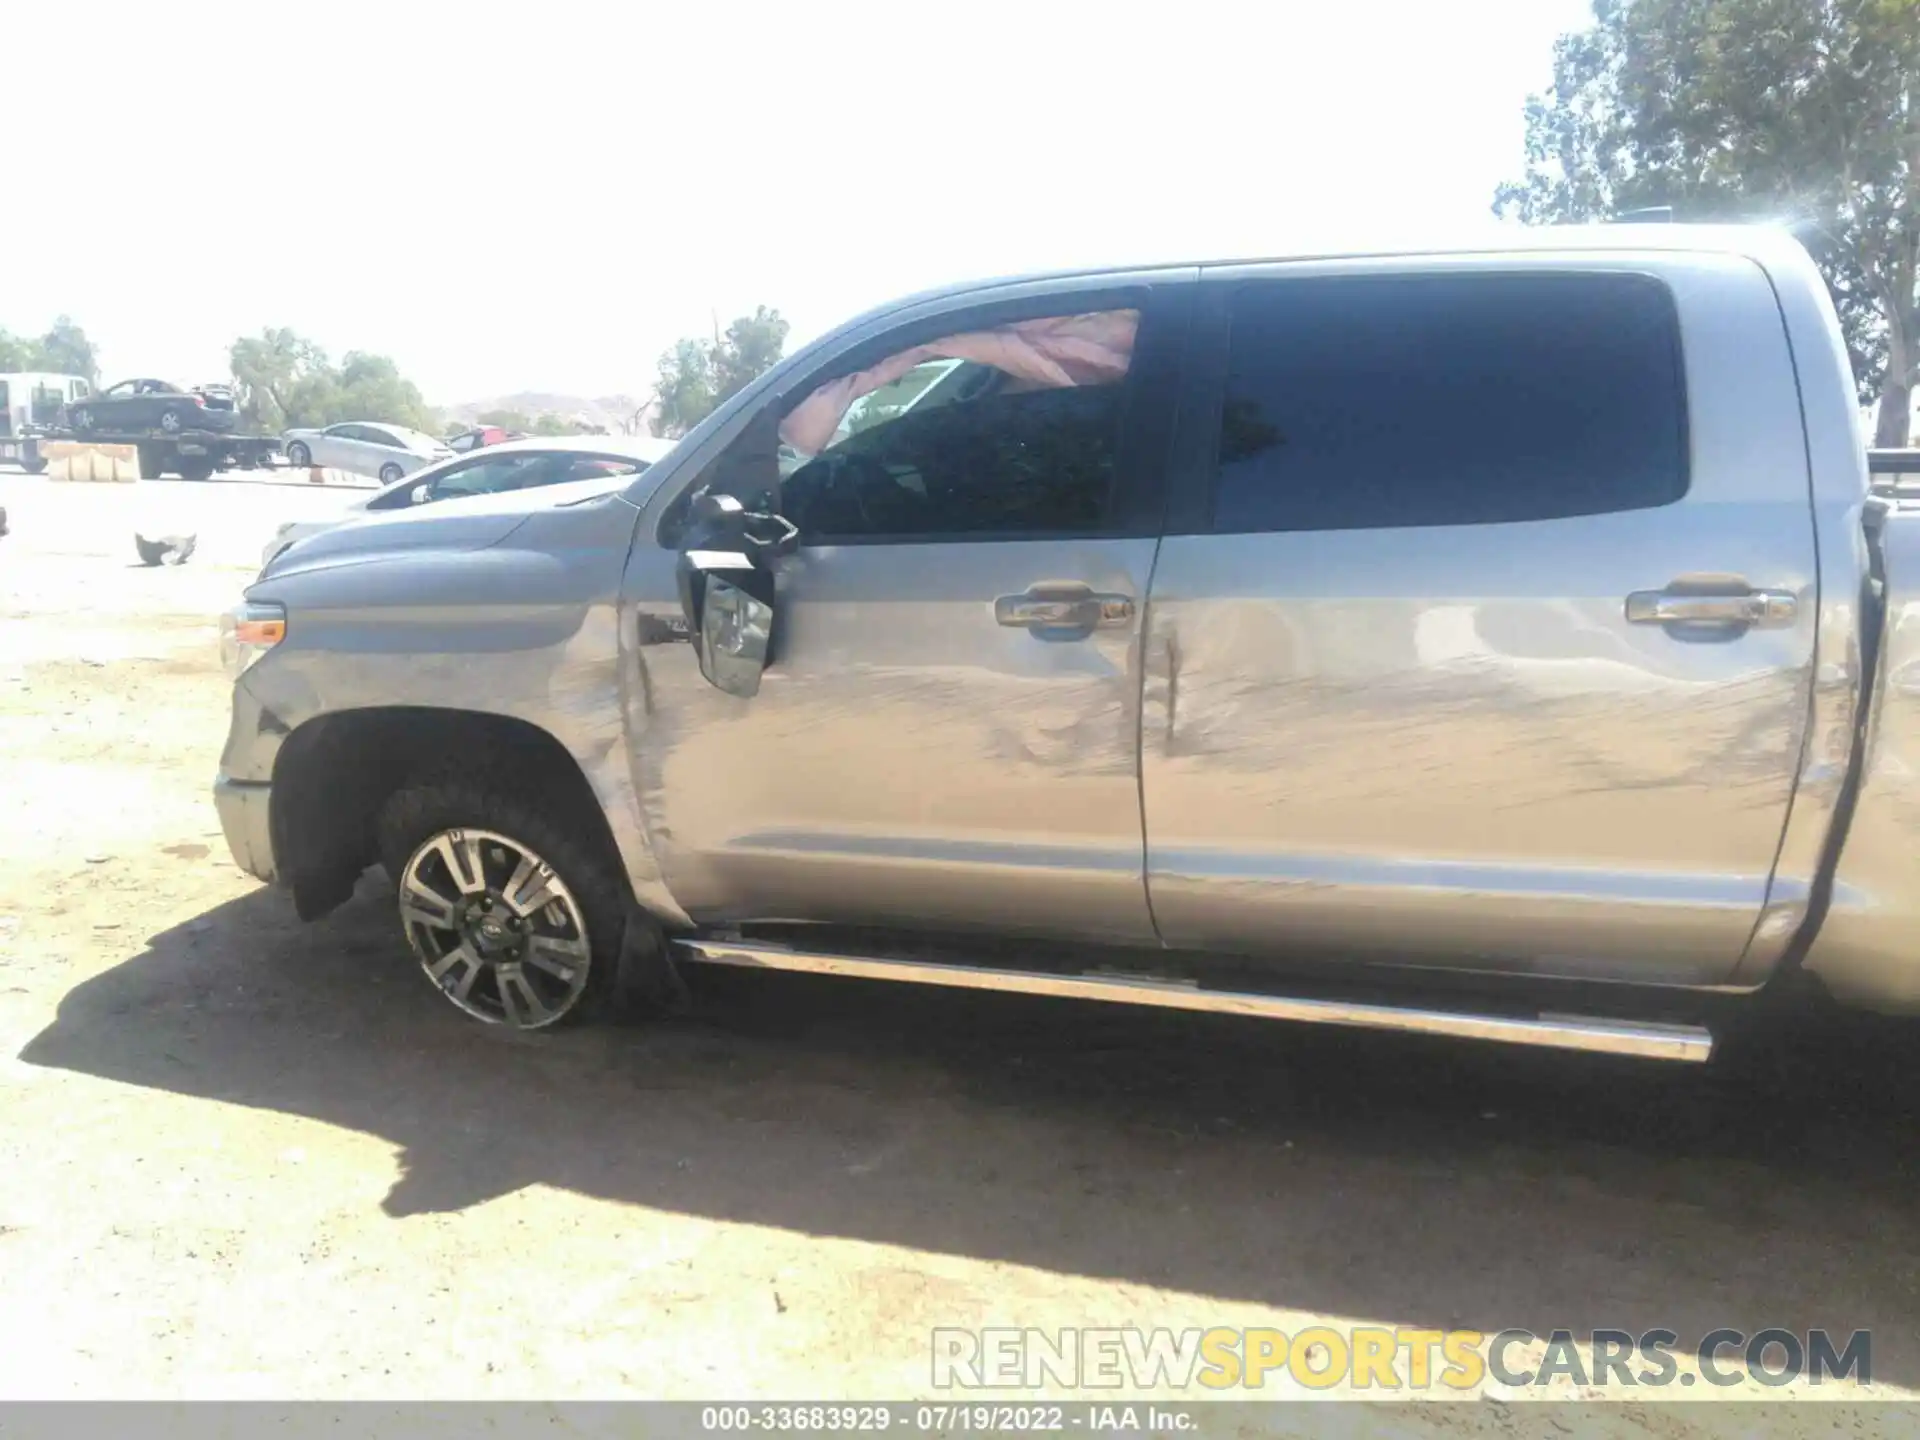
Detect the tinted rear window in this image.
<box><xmin>1210</xmin><ymin>273</ymin><xmax>1688</xmax><ymax>533</ymax></box>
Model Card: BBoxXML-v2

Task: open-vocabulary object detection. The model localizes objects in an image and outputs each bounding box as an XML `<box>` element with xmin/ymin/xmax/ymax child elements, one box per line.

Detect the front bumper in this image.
<box><xmin>214</xmin><ymin>775</ymin><xmax>276</xmax><ymax>883</ymax></box>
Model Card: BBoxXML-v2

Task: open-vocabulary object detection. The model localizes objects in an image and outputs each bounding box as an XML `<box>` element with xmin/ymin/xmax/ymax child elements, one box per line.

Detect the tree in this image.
<box><xmin>649</xmin><ymin>307</ymin><xmax>790</xmax><ymax>438</ymax></box>
<box><xmin>0</xmin><ymin>318</ymin><xmax>99</xmax><ymax>381</ymax></box>
<box><xmin>334</xmin><ymin>351</ymin><xmax>436</xmax><ymax>433</ymax></box>
<box><xmin>228</xmin><ymin>328</ymin><xmax>436</xmax><ymax>432</ymax></box>
<box><xmin>712</xmin><ymin>306</ymin><xmax>791</xmax><ymax>406</ymax></box>
<box><xmin>229</xmin><ymin>327</ymin><xmax>333</xmax><ymax>432</ymax></box>
<box><xmin>1495</xmin><ymin>0</ymin><xmax>1920</xmax><ymax>446</ymax></box>
<box><xmin>34</xmin><ymin>317</ymin><xmax>97</xmax><ymax>382</ymax></box>
<box><xmin>651</xmin><ymin>337</ymin><xmax>720</xmax><ymax>438</ymax></box>
<box><xmin>529</xmin><ymin>413</ymin><xmax>595</xmax><ymax>436</ymax></box>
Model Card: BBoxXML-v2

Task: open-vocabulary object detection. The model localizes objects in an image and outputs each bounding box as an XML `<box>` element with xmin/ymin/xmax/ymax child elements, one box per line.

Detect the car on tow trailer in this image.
<box><xmin>69</xmin><ymin>378</ymin><xmax>238</xmax><ymax>435</ymax></box>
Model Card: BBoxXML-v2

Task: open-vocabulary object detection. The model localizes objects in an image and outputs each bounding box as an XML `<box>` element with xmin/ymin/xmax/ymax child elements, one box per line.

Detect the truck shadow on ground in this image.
<box><xmin>20</xmin><ymin>884</ymin><xmax>1920</xmax><ymax>1383</ymax></box>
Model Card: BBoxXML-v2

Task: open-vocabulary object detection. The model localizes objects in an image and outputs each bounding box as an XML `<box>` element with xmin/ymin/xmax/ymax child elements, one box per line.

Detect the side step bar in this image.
<box><xmin>671</xmin><ymin>938</ymin><xmax>1714</xmax><ymax>1063</ymax></box>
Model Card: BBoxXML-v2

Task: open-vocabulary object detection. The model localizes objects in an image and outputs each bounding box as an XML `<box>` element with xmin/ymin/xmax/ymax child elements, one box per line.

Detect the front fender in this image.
<box><xmin>232</xmin><ymin>499</ymin><xmax>688</xmax><ymax>927</ymax></box>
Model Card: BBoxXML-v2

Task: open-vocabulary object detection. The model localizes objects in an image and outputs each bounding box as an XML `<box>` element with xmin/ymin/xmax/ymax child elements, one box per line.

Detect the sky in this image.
<box><xmin>8</xmin><ymin>0</ymin><xmax>1594</xmax><ymax>407</ymax></box>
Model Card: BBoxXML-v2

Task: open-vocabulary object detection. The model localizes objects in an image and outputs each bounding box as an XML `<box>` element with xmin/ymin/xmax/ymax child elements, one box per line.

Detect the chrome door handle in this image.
<box><xmin>1624</xmin><ymin>587</ymin><xmax>1797</xmax><ymax>628</ymax></box>
<box><xmin>995</xmin><ymin>584</ymin><xmax>1135</xmax><ymax>633</ymax></box>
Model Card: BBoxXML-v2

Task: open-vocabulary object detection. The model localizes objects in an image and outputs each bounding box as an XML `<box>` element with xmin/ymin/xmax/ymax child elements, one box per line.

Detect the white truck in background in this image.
<box><xmin>0</xmin><ymin>372</ymin><xmax>91</xmax><ymax>472</ymax></box>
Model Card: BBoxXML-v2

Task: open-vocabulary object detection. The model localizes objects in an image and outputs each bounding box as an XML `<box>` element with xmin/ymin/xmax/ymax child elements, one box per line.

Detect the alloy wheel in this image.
<box><xmin>398</xmin><ymin>827</ymin><xmax>593</xmax><ymax>1028</ymax></box>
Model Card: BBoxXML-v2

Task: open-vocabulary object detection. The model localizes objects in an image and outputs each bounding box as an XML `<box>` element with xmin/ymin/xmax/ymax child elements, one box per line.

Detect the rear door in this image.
<box><xmin>131</xmin><ymin>380</ymin><xmax>171</xmax><ymax>427</ymax></box>
<box><xmin>1141</xmin><ymin>253</ymin><xmax>1818</xmax><ymax>986</ymax></box>
<box><xmin>370</xmin><ymin>426</ymin><xmax>433</xmax><ymax>474</ymax></box>
<box><xmin>362</xmin><ymin>427</ymin><xmax>405</xmax><ymax>471</ymax></box>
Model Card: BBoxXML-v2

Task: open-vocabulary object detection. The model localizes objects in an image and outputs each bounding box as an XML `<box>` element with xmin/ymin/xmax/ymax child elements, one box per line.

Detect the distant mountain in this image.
<box><xmin>442</xmin><ymin>391</ymin><xmax>658</xmax><ymax>433</ymax></box>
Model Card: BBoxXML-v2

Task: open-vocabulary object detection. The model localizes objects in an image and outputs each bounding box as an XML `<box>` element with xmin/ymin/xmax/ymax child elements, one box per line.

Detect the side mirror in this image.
<box><xmin>692</xmin><ymin>491</ymin><xmax>746</xmax><ymax>527</ymax></box>
<box><xmin>676</xmin><ymin>547</ymin><xmax>776</xmax><ymax>697</ymax></box>
<box><xmin>409</xmin><ymin>483</ymin><xmax>431</xmax><ymax>505</ymax></box>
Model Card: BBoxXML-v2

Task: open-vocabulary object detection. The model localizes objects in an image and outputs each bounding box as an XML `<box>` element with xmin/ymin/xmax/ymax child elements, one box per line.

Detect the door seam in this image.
<box><xmin>1135</xmin><ymin>534</ymin><xmax>1168</xmax><ymax>947</ymax></box>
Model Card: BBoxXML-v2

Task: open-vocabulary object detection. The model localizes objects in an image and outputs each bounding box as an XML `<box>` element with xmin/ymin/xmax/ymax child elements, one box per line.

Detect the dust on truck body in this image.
<box><xmin>212</xmin><ymin>223</ymin><xmax>1920</xmax><ymax>1063</ymax></box>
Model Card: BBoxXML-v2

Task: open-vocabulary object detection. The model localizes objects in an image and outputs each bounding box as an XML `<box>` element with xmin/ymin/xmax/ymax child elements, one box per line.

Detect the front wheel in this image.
<box><xmin>287</xmin><ymin>441</ymin><xmax>311</xmax><ymax>467</ymax></box>
<box><xmin>377</xmin><ymin>777</ymin><xmax>628</xmax><ymax>1029</ymax></box>
<box><xmin>379</xmin><ymin>462</ymin><xmax>404</xmax><ymax>484</ymax></box>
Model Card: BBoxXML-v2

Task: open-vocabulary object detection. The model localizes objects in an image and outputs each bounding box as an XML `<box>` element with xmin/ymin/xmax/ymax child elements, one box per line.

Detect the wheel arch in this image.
<box><xmin>269</xmin><ymin>705</ymin><xmax>628</xmax><ymax>922</ymax></box>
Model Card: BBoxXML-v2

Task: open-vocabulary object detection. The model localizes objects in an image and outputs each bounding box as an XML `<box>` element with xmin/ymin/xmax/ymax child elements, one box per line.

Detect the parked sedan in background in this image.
<box><xmin>260</xmin><ymin>432</ymin><xmax>678</xmax><ymax>567</ymax></box>
<box><xmin>68</xmin><ymin>378</ymin><xmax>238</xmax><ymax>435</ymax></box>
<box><xmin>281</xmin><ymin>422</ymin><xmax>452</xmax><ymax>482</ymax></box>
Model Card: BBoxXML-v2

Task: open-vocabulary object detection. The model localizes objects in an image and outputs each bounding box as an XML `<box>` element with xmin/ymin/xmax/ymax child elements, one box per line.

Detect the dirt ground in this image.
<box><xmin>1</xmin><ymin>473</ymin><xmax>1918</xmax><ymax>1430</ymax></box>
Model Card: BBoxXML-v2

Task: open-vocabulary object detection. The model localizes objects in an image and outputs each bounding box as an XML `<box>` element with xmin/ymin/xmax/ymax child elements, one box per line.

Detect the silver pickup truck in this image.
<box><xmin>215</xmin><ymin>224</ymin><xmax>1915</xmax><ymax>1065</ymax></box>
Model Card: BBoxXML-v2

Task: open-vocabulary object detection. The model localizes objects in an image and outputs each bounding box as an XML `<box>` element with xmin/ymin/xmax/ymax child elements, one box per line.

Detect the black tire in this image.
<box><xmin>20</xmin><ymin>457</ymin><xmax>47</xmax><ymax>476</ymax></box>
<box><xmin>136</xmin><ymin>444</ymin><xmax>166</xmax><ymax>480</ymax></box>
<box><xmin>287</xmin><ymin>441</ymin><xmax>311</xmax><ymax>467</ymax></box>
<box><xmin>178</xmin><ymin>457</ymin><xmax>216</xmax><ymax>483</ymax></box>
<box><xmin>379</xmin><ymin>462</ymin><xmax>404</xmax><ymax>484</ymax></box>
<box><xmin>376</xmin><ymin>769</ymin><xmax>632</xmax><ymax>1029</ymax></box>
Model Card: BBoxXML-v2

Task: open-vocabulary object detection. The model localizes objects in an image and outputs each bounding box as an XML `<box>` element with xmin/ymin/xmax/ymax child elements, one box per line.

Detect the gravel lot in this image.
<box><xmin>1</xmin><ymin>468</ymin><xmax>1917</xmax><ymax>1426</ymax></box>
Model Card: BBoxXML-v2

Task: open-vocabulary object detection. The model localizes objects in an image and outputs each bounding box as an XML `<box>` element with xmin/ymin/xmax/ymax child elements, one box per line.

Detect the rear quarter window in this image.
<box><xmin>1209</xmin><ymin>272</ymin><xmax>1689</xmax><ymax>533</ymax></box>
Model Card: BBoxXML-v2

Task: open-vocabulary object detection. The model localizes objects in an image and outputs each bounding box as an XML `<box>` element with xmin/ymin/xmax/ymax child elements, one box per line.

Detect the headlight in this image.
<box><xmin>220</xmin><ymin>601</ymin><xmax>286</xmax><ymax>677</ymax></box>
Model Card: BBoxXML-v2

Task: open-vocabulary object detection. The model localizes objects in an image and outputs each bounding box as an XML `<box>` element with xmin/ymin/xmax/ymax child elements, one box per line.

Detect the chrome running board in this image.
<box><xmin>671</xmin><ymin>937</ymin><xmax>1714</xmax><ymax>1063</ymax></box>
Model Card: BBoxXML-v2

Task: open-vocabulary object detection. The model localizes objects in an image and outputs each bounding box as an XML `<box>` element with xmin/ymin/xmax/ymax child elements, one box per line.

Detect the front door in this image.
<box><xmin>628</xmin><ymin>280</ymin><xmax>1192</xmax><ymax>945</ymax></box>
<box><xmin>1141</xmin><ymin>256</ymin><xmax>1819</xmax><ymax>986</ymax></box>
<box><xmin>310</xmin><ymin>426</ymin><xmax>353</xmax><ymax>470</ymax></box>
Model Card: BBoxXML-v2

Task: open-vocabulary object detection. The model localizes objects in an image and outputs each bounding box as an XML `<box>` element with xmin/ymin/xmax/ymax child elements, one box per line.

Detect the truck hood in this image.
<box><xmin>260</xmin><ymin>469</ymin><xmax>666</xmax><ymax>579</ymax></box>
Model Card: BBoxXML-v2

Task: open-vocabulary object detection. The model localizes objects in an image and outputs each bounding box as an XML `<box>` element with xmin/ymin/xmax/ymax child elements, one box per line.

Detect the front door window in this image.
<box><xmin>776</xmin><ymin>309</ymin><xmax>1140</xmax><ymax>542</ymax></box>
